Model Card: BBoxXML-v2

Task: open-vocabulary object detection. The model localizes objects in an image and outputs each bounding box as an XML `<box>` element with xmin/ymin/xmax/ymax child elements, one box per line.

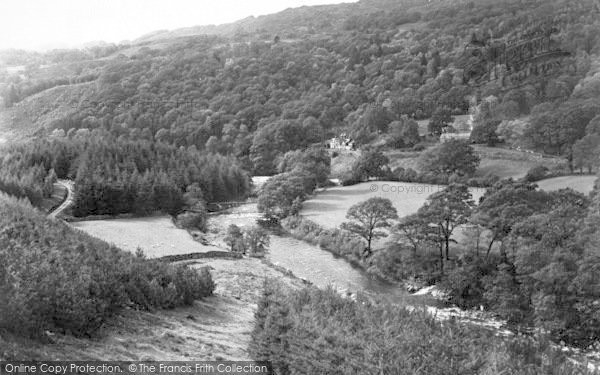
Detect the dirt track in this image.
<box><xmin>49</xmin><ymin>179</ymin><xmax>74</xmax><ymax>218</ymax></box>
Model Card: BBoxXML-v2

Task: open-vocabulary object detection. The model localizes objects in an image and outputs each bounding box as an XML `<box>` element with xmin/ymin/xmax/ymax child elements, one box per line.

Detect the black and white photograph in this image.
<box><xmin>1</xmin><ymin>0</ymin><xmax>600</xmax><ymax>373</ymax></box>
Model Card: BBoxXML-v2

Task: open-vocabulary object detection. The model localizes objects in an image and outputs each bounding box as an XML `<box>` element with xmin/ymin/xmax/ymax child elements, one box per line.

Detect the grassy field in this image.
<box><xmin>301</xmin><ymin>181</ymin><xmax>486</xmax><ymax>229</ymax></box>
<box><xmin>72</xmin><ymin>216</ymin><xmax>223</xmax><ymax>258</ymax></box>
<box><xmin>383</xmin><ymin>145</ymin><xmax>567</xmax><ymax>180</ymax></box>
<box><xmin>536</xmin><ymin>175</ymin><xmax>596</xmax><ymax>194</ymax></box>
<box><xmin>473</xmin><ymin>145</ymin><xmax>566</xmax><ymax>179</ymax></box>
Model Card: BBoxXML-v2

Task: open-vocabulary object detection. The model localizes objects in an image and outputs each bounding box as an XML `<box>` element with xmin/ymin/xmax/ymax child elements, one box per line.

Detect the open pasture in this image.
<box><xmin>300</xmin><ymin>181</ymin><xmax>486</xmax><ymax>229</ymax></box>
<box><xmin>72</xmin><ymin>216</ymin><xmax>222</xmax><ymax>258</ymax></box>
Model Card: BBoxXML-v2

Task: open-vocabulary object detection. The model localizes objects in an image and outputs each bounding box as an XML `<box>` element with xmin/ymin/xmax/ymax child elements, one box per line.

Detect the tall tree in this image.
<box><xmin>572</xmin><ymin>133</ymin><xmax>600</xmax><ymax>173</ymax></box>
<box><xmin>472</xmin><ymin>180</ymin><xmax>551</xmax><ymax>257</ymax></box>
<box><xmin>419</xmin><ymin>140</ymin><xmax>480</xmax><ymax>176</ymax></box>
<box><xmin>417</xmin><ymin>184</ymin><xmax>474</xmax><ymax>263</ymax></box>
<box><xmin>428</xmin><ymin>107</ymin><xmax>454</xmax><ymax>137</ymax></box>
<box><xmin>341</xmin><ymin>197</ymin><xmax>398</xmax><ymax>258</ymax></box>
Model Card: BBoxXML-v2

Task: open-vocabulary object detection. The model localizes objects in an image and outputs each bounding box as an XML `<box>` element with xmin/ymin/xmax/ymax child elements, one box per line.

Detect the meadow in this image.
<box><xmin>72</xmin><ymin>216</ymin><xmax>223</xmax><ymax>258</ymax></box>
<box><xmin>472</xmin><ymin>145</ymin><xmax>567</xmax><ymax>179</ymax></box>
<box><xmin>332</xmin><ymin>143</ymin><xmax>568</xmax><ymax>182</ymax></box>
<box><xmin>536</xmin><ymin>175</ymin><xmax>596</xmax><ymax>194</ymax></box>
<box><xmin>300</xmin><ymin>181</ymin><xmax>486</xmax><ymax>229</ymax></box>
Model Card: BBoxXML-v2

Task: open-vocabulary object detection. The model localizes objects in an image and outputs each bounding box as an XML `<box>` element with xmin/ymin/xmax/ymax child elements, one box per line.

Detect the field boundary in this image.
<box><xmin>159</xmin><ymin>251</ymin><xmax>243</xmax><ymax>262</ymax></box>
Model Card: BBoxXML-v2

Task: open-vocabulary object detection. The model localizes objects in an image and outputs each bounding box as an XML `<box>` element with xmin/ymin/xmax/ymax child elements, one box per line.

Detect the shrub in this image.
<box><xmin>177</xmin><ymin>210</ymin><xmax>208</xmax><ymax>232</ymax></box>
<box><xmin>524</xmin><ymin>165</ymin><xmax>549</xmax><ymax>182</ymax></box>
<box><xmin>283</xmin><ymin>216</ymin><xmax>369</xmax><ymax>270</ymax></box>
<box><xmin>250</xmin><ymin>281</ymin><xmax>584</xmax><ymax>375</ymax></box>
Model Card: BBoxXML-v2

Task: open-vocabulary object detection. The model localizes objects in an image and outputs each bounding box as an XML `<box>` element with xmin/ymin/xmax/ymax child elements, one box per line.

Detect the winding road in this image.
<box><xmin>49</xmin><ymin>179</ymin><xmax>74</xmax><ymax>218</ymax></box>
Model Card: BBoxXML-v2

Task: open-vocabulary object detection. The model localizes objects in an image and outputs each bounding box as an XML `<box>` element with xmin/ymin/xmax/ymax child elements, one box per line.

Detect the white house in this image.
<box><xmin>328</xmin><ymin>133</ymin><xmax>355</xmax><ymax>150</ymax></box>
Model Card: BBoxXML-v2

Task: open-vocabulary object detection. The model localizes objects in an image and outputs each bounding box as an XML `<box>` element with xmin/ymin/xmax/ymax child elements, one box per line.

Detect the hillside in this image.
<box><xmin>1</xmin><ymin>257</ymin><xmax>305</xmax><ymax>361</ymax></box>
<box><xmin>2</xmin><ymin>0</ymin><xmax>600</xmax><ymax>367</ymax></box>
<box><xmin>0</xmin><ymin>82</ymin><xmax>97</xmax><ymax>137</ymax></box>
<box><xmin>2</xmin><ymin>0</ymin><xmax>598</xmax><ymax>162</ymax></box>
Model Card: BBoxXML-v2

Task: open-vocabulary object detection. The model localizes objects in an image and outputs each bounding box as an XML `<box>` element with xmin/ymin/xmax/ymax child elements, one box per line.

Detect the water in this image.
<box><xmin>210</xmin><ymin>203</ymin><xmax>418</xmax><ymax>306</ymax></box>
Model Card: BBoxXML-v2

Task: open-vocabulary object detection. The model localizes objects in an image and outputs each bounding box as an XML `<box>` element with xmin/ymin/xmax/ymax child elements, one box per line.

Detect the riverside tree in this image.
<box><xmin>224</xmin><ymin>224</ymin><xmax>244</xmax><ymax>252</ymax></box>
<box><xmin>341</xmin><ymin>197</ymin><xmax>398</xmax><ymax>258</ymax></box>
<box><xmin>416</xmin><ymin>184</ymin><xmax>474</xmax><ymax>272</ymax></box>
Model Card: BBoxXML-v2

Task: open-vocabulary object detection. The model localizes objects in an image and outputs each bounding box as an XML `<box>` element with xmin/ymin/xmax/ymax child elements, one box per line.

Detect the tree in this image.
<box><xmin>394</xmin><ymin>213</ymin><xmax>430</xmax><ymax>254</ymax></box>
<box><xmin>496</xmin><ymin>119</ymin><xmax>529</xmax><ymax>148</ymax></box>
<box><xmin>572</xmin><ymin>134</ymin><xmax>600</xmax><ymax>173</ymax></box>
<box><xmin>257</xmin><ymin>172</ymin><xmax>307</xmax><ymax>219</ymax></box>
<box><xmin>224</xmin><ymin>224</ymin><xmax>244</xmax><ymax>252</ymax></box>
<box><xmin>388</xmin><ymin>117</ymin><xmax>420</xmax><ymax>148</ymax></box>
<box><xmin>177</xmin><ymin>211</ymin><xmax>208</xmax><ymax>232</ymax></box>
<box><xmin>351</xmin><ymin>148</ymin><xmax>390</xmax><ymax>181</ymax></box>
<box><xmin>242</xmin><ymin>226</ymin><xmax>270</xmax><ymax>257</ymax></box>
<box><xmin>525</xmin><ymin>101</ymin><xmax>600</xmax><ymax>170</ymax></box>
<box><xmin>470</xmin><ymin>119</ymin><xmax>500</xmax><ymax>146</ymax></box>
<box><xmin>277</xmin><ymin>148</ymin><xmax>331</xmax><ymax>187</ymax></box>
<box><xmin>417</xmin><ymin>184</ymin><xmax>474</xmax><ymax>265</ymax></box>
<box><xmin>183</xmin><ymin>183</ymin><xmax>205</xmax><ymax>209</ymax></box>
<box><xmin>509</xmin><ymin>199</ymin><xmax>592</xmax><ymax>345</ymax></box>
<box><xmin>341</xmin><ymin>197</ymin><xmax>398</xmax><ymax>258</ymax></box>
<box><xmin>428</xmin><ymin>107</ymin><xmax>454</xmax><ymax>137</ymax></box>
<box><xmin>472</xmin><ymin>180</ymin><xmax>551</xmax><ymax>257</ymax></box>
<box><xmin>362</xmin><ymin>105</ymin><xmax>391</xmax><ymax>133</ymax></box>
<box><xmin>418</xmin><ymin>140</ymin><xmax>480</xmax><ymax>176</ymax></box>
<box><xmin>585</xmin><ymin>114</ymin><xmax>600</xmax><ymax>134</ymax></box>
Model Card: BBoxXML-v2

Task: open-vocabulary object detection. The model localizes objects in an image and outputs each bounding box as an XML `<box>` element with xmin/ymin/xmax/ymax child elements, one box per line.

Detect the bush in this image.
<box><xmin>371</xmin><ymin>244</ymin><xmax>442</xmax><ymax>284</ymax></box>
<box><xmin>393</xmin><ymin>167</ymin><xmax>499</xmax><ymax>188</ymax></box>
<box><xmin>524</xmin><ymin>165</ymin><xmax>549</xmax><ymax>182</ymax></box>
<box><xmin>0</xmin><ymin>193</ymin><xmax>214</xmax><ymax>338</ymax></box>
<box><xmin>177</xmin><ymin>210</ymin><xmax>208</xmax><ymax>232</ymax></box>
<box><xmin>283</xmin><ymin>216</ymin><xmax>369</xmax><ymax>270</ymax></box>
<box><xmin>250</xmin><ymin>281</ymin><xmax>584</xmax><ymax>375</ymax></box>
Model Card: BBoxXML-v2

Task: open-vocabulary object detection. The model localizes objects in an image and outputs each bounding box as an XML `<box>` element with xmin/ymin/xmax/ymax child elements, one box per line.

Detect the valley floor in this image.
<box><xmin>0</xmin><ymin>257</ymin><xmax>304</xmax><ymax>360</ymax></box>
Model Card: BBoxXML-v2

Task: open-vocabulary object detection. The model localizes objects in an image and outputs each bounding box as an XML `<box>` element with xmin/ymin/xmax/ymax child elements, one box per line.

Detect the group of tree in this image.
<box><xmin>383</xmin><ymin>179</ymin><xmax>600</xmax><ymax>347</ymax></box>
<box><xmin>224</xmin><ymin>224</ymin><xmax>270</xmax><ymax>257</ymax></box>
<box><xmin>321</xmin><ymin>177</ymin><xmax>600</xmax><ymax>347</ymax></box>
<box><xmin>342</xmin><ymin>148</ymin><xmax>392</xmax><ymax>185</ymax></box>
<box><xmin>257</xmin><ymin>147</ymin><xmax>331</xmax><ymax>220</ymax></box>
<box><xmin>418</xmin><ymin>140</ymin><xmax>480</xmax><ymax>176</ymax></box>
<box><xmin>0</xmin><ymin>133</ymin><xmax>251</xmax><ymax>217</ymax></box>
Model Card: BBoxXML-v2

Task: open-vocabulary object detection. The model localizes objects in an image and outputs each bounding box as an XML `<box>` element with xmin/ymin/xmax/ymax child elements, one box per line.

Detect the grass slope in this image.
<box><xmin>1</xmin><ymin>258</ymin><xmax>305</xmax><ymax>361</ymax></box>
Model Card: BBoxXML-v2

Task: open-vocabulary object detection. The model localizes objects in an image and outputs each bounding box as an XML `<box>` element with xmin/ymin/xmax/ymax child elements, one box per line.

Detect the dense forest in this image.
<box><xmin>2</xmin><ymin>0</ymin><xmax>600</xmax><ymax>174</ymax></box>
<box><xmin>0</xmin><ymin>133</ymin><xmax>250</xmax><ymax>216</ymax></box>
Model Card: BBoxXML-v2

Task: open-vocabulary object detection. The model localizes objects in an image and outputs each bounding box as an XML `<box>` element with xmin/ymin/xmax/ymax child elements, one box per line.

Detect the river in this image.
<box><xmin>210</xmin><ymin>202</ymin><xmax>436</xmax><ymax>307</ymax></box>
